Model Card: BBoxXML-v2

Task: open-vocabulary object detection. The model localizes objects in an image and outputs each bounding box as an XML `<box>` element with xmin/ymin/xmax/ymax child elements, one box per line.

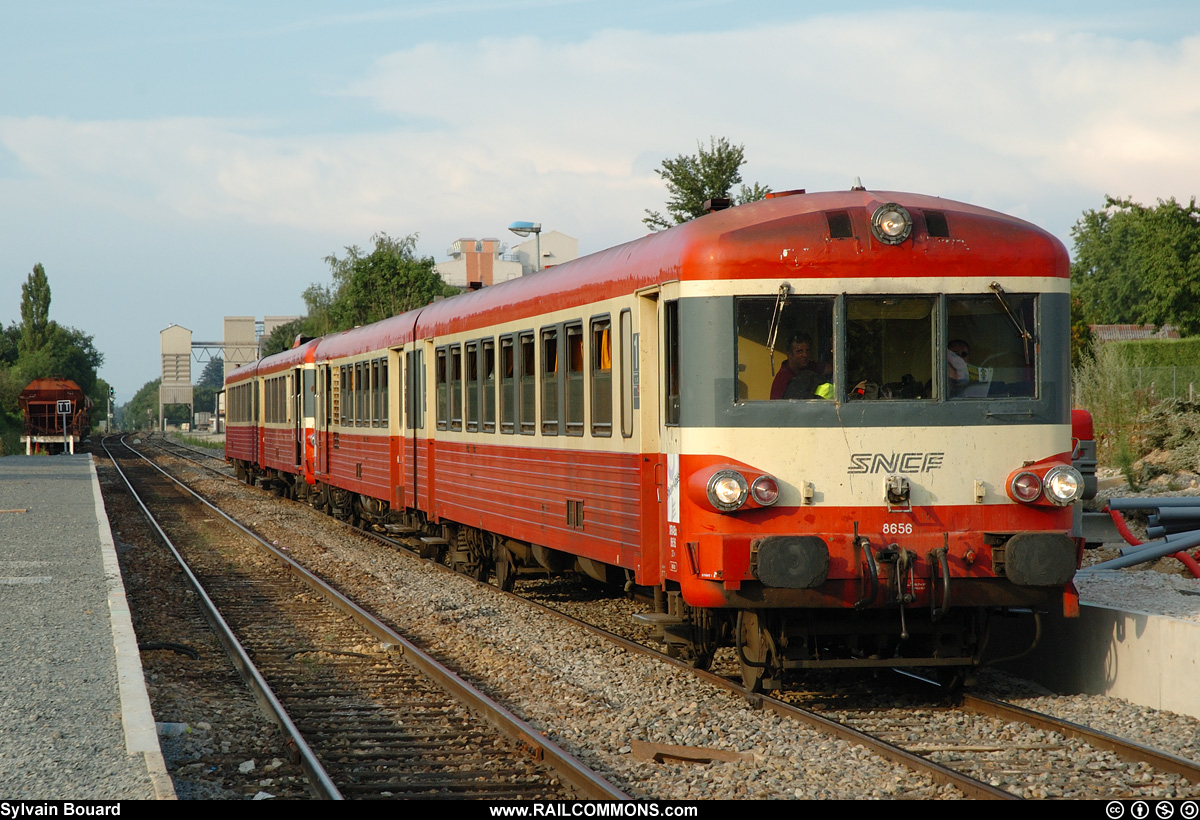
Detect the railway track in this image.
<box><xmin>126</xmin><ymin>438</ymin><xmax>1200</xmax><ymax>800</ymax></box>
<box><xmin>105</xmin><ymin>435</ymin><xmax>626</xmax><ymax>800</ymax></box>
<box><xmin>144</xmin><ymin>432</ymin><xmax>232</xmax><ymax>475</ymax></box>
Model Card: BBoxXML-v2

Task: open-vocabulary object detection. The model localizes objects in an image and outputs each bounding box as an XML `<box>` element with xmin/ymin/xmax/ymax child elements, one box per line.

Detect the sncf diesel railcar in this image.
<box><xmin>227</xmin><ymin>187</ymin><xmax>1085</xmax><ymax>691</ymax></box>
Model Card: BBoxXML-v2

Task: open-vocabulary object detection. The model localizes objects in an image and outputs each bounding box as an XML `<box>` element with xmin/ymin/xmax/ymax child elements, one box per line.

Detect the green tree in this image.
<box><xmin>197</xmin><ymin>357</ymin><xmax>224</xmax><ymax>389</ymax></box>
<box><xmin>19</xmin><ymin>264</ymin><xmax>52</xmax><ymax>356</ymax></box>
<box><xmin>121</xmin><ymin>378</ymin><xmax>164</xmax><ymax>430</ymax></box>
<box><xmin>261</xmin><ymin>318</ymin><xmax>306</xmax><ymax>358</ymax></box>
<box><xmin>643</xmin><ymin>137</ymin><xmax>771</xmax><ymax>231</ymax></box>
<box><xmin>322</xmin><ymin>233</ymin><xmax>457</xmax><ymax>330</ymax></box>
<box><xmin>1071</xmin><ymin>195</ymin><xmax>1200</xmax><ymax>335</ymax></box>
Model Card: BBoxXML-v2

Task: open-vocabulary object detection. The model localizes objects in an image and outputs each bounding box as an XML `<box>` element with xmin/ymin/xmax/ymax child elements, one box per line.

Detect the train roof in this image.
<box><xmin>415</xmin><ymin>188</ymin><xmax>1067</xmax><ymax>335</ymax></box>
<box><xmin>227</xmin><ymin>188</ymin><xmax>1067</xmax><ymax>372</ymax></box>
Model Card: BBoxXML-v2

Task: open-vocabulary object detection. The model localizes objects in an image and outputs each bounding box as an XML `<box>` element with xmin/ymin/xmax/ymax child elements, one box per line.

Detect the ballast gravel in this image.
<box><xmin>139</xmin><ymin>450</ymin><xmax>1200</xmax><ymax>799</ymax></box>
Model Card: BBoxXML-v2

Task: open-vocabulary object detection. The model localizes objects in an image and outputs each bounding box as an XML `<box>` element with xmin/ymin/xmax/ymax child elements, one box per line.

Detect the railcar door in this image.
<box><xmin>315</xmin><ymin>363</ymin><xmax>330</xmax><ymax>476</ymax></box>
<box><xmin>657</xmin><ymin>284</ymin><xmax>683</xmax><ymax>586</ymax></box>
<box><xmin>635</xmin><ymin>285</ymin><xmax>665</xmax><ymax>586</ymax></box>
<box><xmin>293</xmin><ymin>367</ymin><xmax>303</xmax><ymax>470</ymax></box>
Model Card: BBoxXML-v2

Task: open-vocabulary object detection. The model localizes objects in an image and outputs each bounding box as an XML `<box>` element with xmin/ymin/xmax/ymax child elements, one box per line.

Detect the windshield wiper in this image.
<box><xmin>988</xmin><ymin>281</ymin><xmax>1033</xmax><ymax>365</ymax></box>
<box><xmin>766</xmin><ymin>283</ymin><xmax>791</xmax><ymax>374</ymax></box>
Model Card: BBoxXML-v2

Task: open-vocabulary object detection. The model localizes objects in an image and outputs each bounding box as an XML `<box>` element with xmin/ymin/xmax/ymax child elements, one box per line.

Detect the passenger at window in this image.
<box><xmin>771</xmin><ymin>333</ymin><xmax>827</xmax><ymax>400</ymax></box>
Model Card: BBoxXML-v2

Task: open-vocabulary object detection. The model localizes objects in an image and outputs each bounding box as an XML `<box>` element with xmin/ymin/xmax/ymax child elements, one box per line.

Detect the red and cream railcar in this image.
<box><xmin>228</xmin><ymin>187</ymin><xmax>1086</xmax><ymax>690</ymax></box>
<box><xmin>225</xmin><ymin>340</ymin><xmax>318</xmax><ymax>488</ymax></box>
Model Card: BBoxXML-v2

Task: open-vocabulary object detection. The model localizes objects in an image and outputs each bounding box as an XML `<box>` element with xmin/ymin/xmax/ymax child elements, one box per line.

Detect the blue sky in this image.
<box><xmin>2</xmin><ymin>1</ymin><xmax>1198</xmax><ymax>398</ymax></box>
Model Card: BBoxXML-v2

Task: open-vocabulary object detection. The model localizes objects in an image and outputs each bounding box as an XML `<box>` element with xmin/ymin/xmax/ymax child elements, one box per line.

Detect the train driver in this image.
<box><xmin>771</xmin><ymin>332</ymin><xmax>831</xmax><ymax>400</ymax></box>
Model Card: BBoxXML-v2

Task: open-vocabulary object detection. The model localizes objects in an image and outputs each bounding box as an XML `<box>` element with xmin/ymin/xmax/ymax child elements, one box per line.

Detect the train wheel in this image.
<box><xmin>666</xmin><ymin>643</ymin><xmax>715</xmax><ymax>671</ymax></box>
<box><xmin>452</xmin><ymin>527</ymin><xmax>491</xmax><ymax>582</ymax></box>
<box><xmin>737</xmin><ymin>610</ymin><xmax>779</xmax><ymax>693</ymax></box>
<box><xmin>494</xmin><ymin>545</ymin><xmax>517</xmax><ymax>592</ymax></box>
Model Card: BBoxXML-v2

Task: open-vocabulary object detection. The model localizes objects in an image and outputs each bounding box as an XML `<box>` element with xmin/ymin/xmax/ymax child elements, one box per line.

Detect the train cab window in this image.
<box><xmin>565</xmin><ymin>323</ymin><xmax>584</xmax><ymax>436</ymax></box>
<box><xmin>541</xmin><ymin>327</ymin><xmax>559</xmax><ymax>435</ymax></box>
<box><xmin>435</xmin><ymin>347</ymin><xmax>448</xmax><ymax>430</ymax></box>
<box><xmin>465</xmin><ymin>342</ymin><xmax>479</xmax><ymax>432</ymax></box>
<box><xmin>735</xmin><ymin>297</ymin><xmax>835</xmax><ymax>401</ymax></box>
<box><xmin>449</xmin><ymin>344</ymin><xmax>463</xmax><ymax>431</ymax></box>
<box><xmin>482</xmin><ymin>339</ymin><xmax>496</xmax><ymax>433</ymax></box>
<box><xmin>500</xmin><ymin>335</ymin><xmax>516</xmax><ymax>434</ymax></box>
<box><xmin>591</xmin><ymin>316</ymin><xmax>612</xmax><ymax>437</ymax></box>
<box><xmin>946</xmin><ymin>294</ymin><xmax>1037</xmax><ymax>399</ymax></box>
<box><xmin>664</xmin><ymin>301</ymin><xmax>680</xmax><ymax>425</ymax></box>
<box><xmin>846</xmin><ymin>296</ymin><xmax>936</xmax><ymax>400</ymax></box>
<box><xmin>519</xmin><ymin>332</ymin><xmax>536</xmax><ymax>435</ymax></box>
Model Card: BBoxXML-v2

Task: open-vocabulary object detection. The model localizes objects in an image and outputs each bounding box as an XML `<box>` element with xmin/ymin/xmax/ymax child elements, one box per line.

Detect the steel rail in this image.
<box><xmin>103</xmin><ymin>435</ymin><xmax>343</xmax><ymax>799</ymax></box>
<box><xmin>410</xmin><ymin>567</ymin><xmax>1019</xmax><ymax>800</ymax></box>
<box><xmin>962</xmin><ymin>693</ymin><xmax>1200</xmax><ymax>781</ymax></box>
<box><xmin>120</xmin><ymin>435</ymin><xmax>629</xmax><ymax>801</ymax></box>
<box><xmin>141</xmin><ymin>436</ymin><xmax>1011</xmax><ymax>798</ymax></box>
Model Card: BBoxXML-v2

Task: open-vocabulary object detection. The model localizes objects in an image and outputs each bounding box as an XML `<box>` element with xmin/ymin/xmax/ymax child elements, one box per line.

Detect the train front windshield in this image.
<box><xmin>734</xmin><ymin>293</ymin><xmax>1039</xmax><ymax>404</ymax></box>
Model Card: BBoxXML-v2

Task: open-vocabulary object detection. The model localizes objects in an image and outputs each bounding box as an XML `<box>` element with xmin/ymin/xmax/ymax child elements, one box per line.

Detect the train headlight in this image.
<box><xmin>708</xmin><ymin>470</ymin><xmax>749</xmax><ymax>512</ymax></box>
<box><xmin>750</xmin><ymin>476</ymin><xmax>780</xmax><ymax>506</ymax></box>
<box><xmin>1043</xmin><ymin>465</ymin><xmax>1084</xmax><ymax>506</ymax></box>
<box><xmin>870</xmin><ymin>203</ymin><xmax>913</xmax><ymax>245</ymax></box>
<box><xmin>1009</xmin><ymin>471</ymin><xmax>1042</xmax><ymax>503</ymax></box>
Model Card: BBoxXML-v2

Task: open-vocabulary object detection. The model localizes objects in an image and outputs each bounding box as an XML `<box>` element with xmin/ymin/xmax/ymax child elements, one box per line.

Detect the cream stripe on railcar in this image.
<box><xmin>678</xmin><ymin>276</ymin><xmax>1070</xmax><ymax>299</ymax></box>
<box><xmin>677</xmin><ymin>424</ymin><xmax>1070</xmax><ymax>508</ymax></box>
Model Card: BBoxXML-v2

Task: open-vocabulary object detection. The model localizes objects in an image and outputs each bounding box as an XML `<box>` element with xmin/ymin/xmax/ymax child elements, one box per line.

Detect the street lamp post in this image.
<box><xmin>508</xmin><ymin>221</ymin><xmax>542</xmax><ymax>273</ymax></box>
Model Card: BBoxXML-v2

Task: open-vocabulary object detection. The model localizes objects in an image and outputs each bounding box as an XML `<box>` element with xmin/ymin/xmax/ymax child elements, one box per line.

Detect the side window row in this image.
<box><xmin>436</xmin><ymin>315</ymin><xmax>618</xmax><ymax>438</ymax></box>
<box><xmin>336</xmin><ymin>357</ymin><xmax>389</xmax><ymax>427</ymax></box>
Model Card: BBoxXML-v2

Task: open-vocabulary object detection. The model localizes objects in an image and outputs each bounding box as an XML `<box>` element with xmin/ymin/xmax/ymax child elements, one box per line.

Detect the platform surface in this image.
<box><xmin>0</xmin><ymin>454</ymin><xmax>172</xmax><ymax>800</ymax></box>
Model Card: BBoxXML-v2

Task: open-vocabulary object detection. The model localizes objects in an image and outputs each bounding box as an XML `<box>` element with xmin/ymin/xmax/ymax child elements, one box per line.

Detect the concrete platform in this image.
<box><xmin>997</xmin><ymin>599</ymin><xmax>1200</xmax><ymax>721</ymax></box>
<box><xmin>0</xmin><ymin>454</ymin><xmax>174</xmax><ymax>800</ymax></box>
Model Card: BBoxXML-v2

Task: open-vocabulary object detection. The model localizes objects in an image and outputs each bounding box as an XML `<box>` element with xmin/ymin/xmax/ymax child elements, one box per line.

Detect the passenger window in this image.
<box><xmin>664</xmin><ymin>301</ymin><xmax>680</xmax><ymax>425</ymax></box>
<box><xmin>351</xmin><ymin>363</ymin><xmax>360</xmax><ymax>425</ymax></box>
<box><xmin>500</xmin><ymin>335</ymin><xmax>516</xmax><ymax>434</ymax></box>
<box><xmin>846</xmin><ymin>296</ymin><xmax>936</xmax><ymax>400</ymax></box>
<box><xmin>466</xmin><ymin>342</ymin><xmax>479</xmax><ymax>432</ymax></box>
<box><xmin>566</xmin><ymin>323</ymin><xmax>584</xmax><ymax>436</ymax></box>
<box><xmin>435</xmin><ymin>347</ymin><xmax>448</xmax><ymax>430</ymax></box>
<box><xmin>620</xmin><ymin>309</ymin><xmax>633</xmax><ymax>438</ymax></box>
<box><xmin>736</xmin><ymin>297</ymin><xmax>835</xmax><ymax>401</ymax></box>
<box><xmin>591</xmin><ymin>317</ymin><xmax>612</xmax><ymax>437</ymax></box>
<box><xmin>482</xmin><ymin>339</ymin><xmax>496</xmax><ymax>433</ymax></box>
<box><xmin>946</xmin><ymin>294</ymin><xmax>1037</xmax><ymax>399</ymax></box>
<box><xmin>542</xmin><ymin>326</ymin><xmax>559</xmax><ymax>435</ymax></box>
<box><xmin>519</xmin><ymin>332</ymin><xmax>536</xmax><ymax>434</ymax></box>
<box><xmin>449</xmin><ymin>343</ymin><xmax>463</xmax><ymax>431</ymax></box>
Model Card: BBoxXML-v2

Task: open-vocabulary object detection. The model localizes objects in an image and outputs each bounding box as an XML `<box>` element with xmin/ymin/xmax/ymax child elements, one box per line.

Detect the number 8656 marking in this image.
<box><xmin>882</xmin><ymin>522</ymin><xmax>913</xmax><ymax>535</ymax></box>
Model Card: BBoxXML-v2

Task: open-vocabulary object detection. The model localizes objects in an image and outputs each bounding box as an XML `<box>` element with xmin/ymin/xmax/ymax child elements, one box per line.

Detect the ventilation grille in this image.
<box><xmin>924</xmin><ymin>210</ymin><xmax>950</xmax><ymax>237</ymax></box>
<box><xmin>826</xmin><ymin>211</ymin><xmax>854</xmax><ymax>238</ymax></box>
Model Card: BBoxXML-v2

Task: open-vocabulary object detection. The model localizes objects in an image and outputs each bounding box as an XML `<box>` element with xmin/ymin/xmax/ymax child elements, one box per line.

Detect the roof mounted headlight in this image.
<box><xmin>707</xmin><ymin>470</ymin><xmax>749</xmax><ymax>512</ymax></box>
<box><xmin>1044</xmin><ymin>465</ymin><xmax>1084</xmax><ymax>506</ymax></box>
<box><xmin>870</xmin><ymin>203</ymin><xmax>913</xmax><ymax>245</ymax></box>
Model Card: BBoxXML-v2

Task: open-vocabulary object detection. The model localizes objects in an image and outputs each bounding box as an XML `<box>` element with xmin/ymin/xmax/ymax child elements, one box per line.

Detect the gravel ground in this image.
<box><xmin>97</xmin><ymin>454</ymin><xmax>312</xmax><ymax>800</ymax></box>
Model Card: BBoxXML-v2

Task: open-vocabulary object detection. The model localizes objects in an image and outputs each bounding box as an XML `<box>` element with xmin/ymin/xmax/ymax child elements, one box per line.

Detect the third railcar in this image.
<box><xmin>227</xmin><ymin>186</ymin><xmax>1086</xmax><ymax>690</ymax></box>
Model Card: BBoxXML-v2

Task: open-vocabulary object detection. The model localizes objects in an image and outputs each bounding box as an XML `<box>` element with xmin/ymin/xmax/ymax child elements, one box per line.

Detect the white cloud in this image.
<box><xmin>1</xmin><ymin>11</ymin><xmax>1197</xmax><ymax>260</ymax></box>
